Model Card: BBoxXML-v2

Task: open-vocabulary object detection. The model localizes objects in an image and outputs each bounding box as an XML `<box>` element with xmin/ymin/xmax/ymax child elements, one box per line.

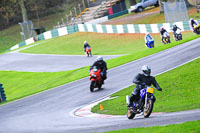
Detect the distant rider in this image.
<box><xmin>144</xmin><ymin>33</ymin><xmax>154</xmax><ymax>48</ymax></box>
<box><xmin>83</xmin><ymin>41</ymin><xmax>91</xmax><ymax>55</ymax></box>
<box><xmin>172</xmin><ymin>24</ymin><xmax>181</xmax><ymax>39</ymax></box>
<box><xmin>189</xmin><ymin>18</ymin><xmax>199</xmax><ymax>34</ymax></box>
<box><xmin>127</xmin><ymin>65</ymin><xmax>162</xmax><ymax>108</ymax></box>
<box><xmin>90</xmin><ymin>56</ymin><xmax>107</xmax><ymax>84</ymax></box>
<box><xmin>160</xmin><ymin>26</ymin><xmax>167</xmax><ymax>43</ymax></box>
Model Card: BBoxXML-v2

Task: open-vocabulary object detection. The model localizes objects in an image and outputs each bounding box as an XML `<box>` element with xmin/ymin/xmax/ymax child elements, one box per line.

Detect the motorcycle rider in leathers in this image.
<box><xmin>83</xmin><ymin>41</ymin><xmax>91</xmax><ymax>55</ymax></box>
<box><xmin>160</xmin><ymin>26</ymin><xmax>168</xmax><ymax>43</ymax></box>
<box><xmin>90</xmin><ymin>56</ymin><xmax>107</xmax><ymax>84</ymax></box>
<box><xmin>144</xmin><ymin>33</ymin><xmax>154</xmax><ymax>48</ymax></box>
<box><xmin>127</xmin><ymin>65</ymin><xmax>162</xmax><ymax>108</ymax></box>
<box><xmin>172</xmin><ymin>24</ymin><xmax>181</xmax><ymax>40</ymax></box>
<box><xmin>189</xmin><ymin>18</ymin><xmax>199</xmax><ymax>34</ymax></box>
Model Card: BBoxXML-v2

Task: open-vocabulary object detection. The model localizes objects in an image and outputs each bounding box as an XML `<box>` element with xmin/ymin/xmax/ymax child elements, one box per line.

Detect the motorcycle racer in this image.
<box><xmin>172</xmin><ymin>24</ymin><xmax>181</xmax><ymax>40</ymax></box>
<box><xmin>83</xmin><ymin>41</ymin><xmax>91</xmax><ymax>55</ymax></box>
<box><xmin>189</xmin><ymin>18</ymin><xmax>199</xmax><ymax>34</ymax></box>
<box><xmin>160</xmin><ymin>26</ymin><xmax>168</xmax><ymax>43</ymax></box>
<box><xmin>90</xmin><ymin>56</ymin><xmax>107</xmax><ymax>84</ymax></box>
<box><xmin>127</xmin><ymin>65</ymin><xmax>162</xmax><ymax>108</ymax></box>
<box><xmin>144</xmin><ymin>33</ymin><xmax>154</xmax><ymax>48</ymax></box>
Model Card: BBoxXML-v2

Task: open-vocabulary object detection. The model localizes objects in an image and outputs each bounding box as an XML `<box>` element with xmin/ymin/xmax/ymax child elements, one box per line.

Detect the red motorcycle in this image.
<box><xmin>86</xmin><ymin>47</ymin><xmax>92</xmax><ymax>57</ymax></box>
<box><xmin>89</xmin><ymin>67</ymin><xmax>102</xmax><ymax>92</ymax></box>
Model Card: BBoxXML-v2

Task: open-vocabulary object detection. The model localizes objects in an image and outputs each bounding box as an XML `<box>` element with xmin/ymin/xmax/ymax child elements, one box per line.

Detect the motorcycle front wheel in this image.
<box><xmin>98</xmin><ymin>82</ymin><xmax>102</xmax><ymax>89</ymax></box>
<box><xmin>143</xmin><ymin>99</ymin><xmax>154</xmax><ymax>118</ymax></box>
<box><xmin>90</xmin><ymin>81</ymin><xmax>95</xmax><ymax>92</ymax></box>
<box><xmin>127</xmin><ymin>108</ymin><xmax>135</xmax><ymax>119</ymax></box>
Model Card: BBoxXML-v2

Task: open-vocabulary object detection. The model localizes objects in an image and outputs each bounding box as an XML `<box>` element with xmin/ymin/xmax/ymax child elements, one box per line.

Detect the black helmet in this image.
<box><xmin>142</xmin><ymin>65</ymin><xmax>151</xmax><ymax>76</ymax></box>
<box><xmin>173</xmin><ymin>23</ymin><xmax>177</xmax><ymax>28</ymax></box>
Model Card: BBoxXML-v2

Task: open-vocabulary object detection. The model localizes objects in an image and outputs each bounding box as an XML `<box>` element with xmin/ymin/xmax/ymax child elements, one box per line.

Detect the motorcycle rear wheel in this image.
<box><xmin>178</xmin><ymin>34</ymin><xmax>182</xmax><ymax>40</ymax></box>
<box><xmin>197</xmin><ymin>28</ymin><xmax>200</xmax><ymax>34</ymax></box>
<box><xmin>168</xmin><ymin>38</ymin><xmax>171</xmax><ymax>43</ymax></box>
<box><xmin>144</xmin><ymin>100</ymin><xmax>154</xmax><ymax>118</ymax></box>
<box><xmin>127</xmin><ymin>108</ymin><xmax>135</xmax><ymax>119</ymax></box>
<box><xmin>90</xmin><ymin>81</ymin><xmax>95</xmax><ymax>92</ymax></box>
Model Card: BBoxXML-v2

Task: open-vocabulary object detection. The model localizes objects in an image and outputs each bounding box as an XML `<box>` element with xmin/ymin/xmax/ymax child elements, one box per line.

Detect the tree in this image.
<box><xmin>0</xmin><ymin>0</ymin><xmax>17</xmax><ymax>26</ymax></box>
<box><xmin>27</xmin><ymin>0</ymin><xmax>41</xmax><ymax>27</ymax></box>
<box><xmin>129</xmin><ymin>0</ymin><xmax>137</xmax><ymax>5</ymax></box>
<box><xmin>19</xmin><ymin>0</ymin><xmax>28</xmax><ymax>22</ymax></box>
<box><xmin>158</xmin><ymin>0</ymin><xmax>164</xmax><ymax>13</ymax></box>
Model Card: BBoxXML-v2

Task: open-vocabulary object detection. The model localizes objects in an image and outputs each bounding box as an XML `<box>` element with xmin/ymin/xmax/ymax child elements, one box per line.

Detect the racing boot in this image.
<box><xmin>127</xmin><ymin>94</ymin><xmax>136</xmax><ymax>108</ymax></box>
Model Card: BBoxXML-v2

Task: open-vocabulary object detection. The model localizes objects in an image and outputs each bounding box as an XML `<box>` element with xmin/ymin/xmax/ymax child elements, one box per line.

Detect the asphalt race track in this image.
<box><xmin>0</xmin><ymin>38</ymin><xmax>200</xmax><ymax>133</ymax></box>
<box><xmin>0</xmin><ymin>53</ymin><xmax>121</xmax><ymax>72</ymax></box>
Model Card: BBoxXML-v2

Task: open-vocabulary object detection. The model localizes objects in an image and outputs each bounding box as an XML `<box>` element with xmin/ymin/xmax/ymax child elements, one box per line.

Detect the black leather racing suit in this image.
<box><xmin>172</xmin><ymin>25</ymin><xmax>181</xmax><ymax>38</ymax></box>
<box><xmin>128</xmin><ymin>73</ymin><xmax>162</xmax><ymax>107</ymax></box>
<box><xmin>160</xmin><ymin>29</ymin><xmax>167</xmax><ymax>43</ymax></box>
<box><xmin>83</xmin><ymin>42</ymin><xmax>90</xmax><ymax>52</ymax></box>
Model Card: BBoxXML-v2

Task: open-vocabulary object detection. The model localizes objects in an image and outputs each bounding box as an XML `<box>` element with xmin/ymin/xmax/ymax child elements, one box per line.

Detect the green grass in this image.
<box><xmin>106</xmin><ymin>120</ymin><xmax>200</xmax><ymax>133</ymax></box>
<box><xmin>20</xmin><ymin>32</ymin><xmax>150</xmax><ymax>55</ymax></box>
<box><xmin>20</xmin><ymin>32</ymin><xmax>195</xmax><ymax>55</ymax></box>
<box><xmin>91</xmin><ymin>57</ymin><xmax>200</xmax><ymax>115</ymax></box>
<box><xmin>1</xmin><ymin>33</ymin><xmax>200</xmax><ymax>105</ymax></box>
<box><xmin>0</xmin><ymin>67</ymin><xmax>89</xmax><ymax>103</ymax></box>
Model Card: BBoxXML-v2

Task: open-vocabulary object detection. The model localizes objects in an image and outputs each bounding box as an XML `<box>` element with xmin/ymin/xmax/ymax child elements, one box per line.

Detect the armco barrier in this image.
<box><xmin>9</xmin><ymin>20</ymin><xmax>198</xmax><ymax>51</ymax></box>
<box><xmin>78</xmin><ymin>21</ymin><xmax>191</xmax><ymax>33</ymax></box>
<box><xmin>9</xmin><ymin>25</ymin><xmax>79</xmax><ymax>51</ymax></box>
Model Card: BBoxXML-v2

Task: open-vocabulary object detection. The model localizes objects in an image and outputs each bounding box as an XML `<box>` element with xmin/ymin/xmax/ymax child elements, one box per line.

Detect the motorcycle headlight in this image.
<box><xmin>92</xmin><ymin>74</ymin><xmax>96</xmax><ymax>77</ymax></box>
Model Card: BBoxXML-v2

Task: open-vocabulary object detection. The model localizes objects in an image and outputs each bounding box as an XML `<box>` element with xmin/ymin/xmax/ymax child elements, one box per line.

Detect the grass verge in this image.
<box><xmin>105</xmin><ymin>120</ymin><xmax>200</xmax><ymax>133</ymax></box>
<box><xmin>91</xmin><ymin>57</ymin><xmax>200</xmax><ymax>114</ymax></box>
<box><xmin>20</xmin><ymin>32</ymin><xmax>194</xmax><ymax>55</ymax></box>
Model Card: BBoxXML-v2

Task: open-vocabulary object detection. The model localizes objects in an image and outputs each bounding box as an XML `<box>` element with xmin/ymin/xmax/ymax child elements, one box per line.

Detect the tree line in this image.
<box><xmin>0</xmin><ymin>0</ymin><xmax>192</xmax><ymax>30</ymax></box>
<box><xmin>0</xmin><ymin>0</ymin><xmax>82</xmax><ymax>30</ymax></box>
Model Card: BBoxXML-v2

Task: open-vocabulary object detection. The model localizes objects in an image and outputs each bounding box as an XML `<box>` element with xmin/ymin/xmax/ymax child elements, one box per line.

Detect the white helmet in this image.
<box><xmin>142</xmin><ymin>65</ymin><xmax>151</xmax><ymax>76</ymax></box>
<box><xmin>160</xmin><ymin>26</ymin><xmax>164</xmax><ymax>31</ymax></box>
<box><xmin>96</xmin><ymin>56</ymin><xmax>103</xmax><ymax>61</ymax></box>
<box><xmin>84</xmin><ymin>41</ymin><xmax>87</xmax><ymax>44</ymax></box>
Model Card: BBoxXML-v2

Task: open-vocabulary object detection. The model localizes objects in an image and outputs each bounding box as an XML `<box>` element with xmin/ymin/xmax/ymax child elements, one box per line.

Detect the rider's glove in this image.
<box><xmin>157</xmin><ymin>88</ymin><xmax>162</xmax><ymax>91</ymax></box>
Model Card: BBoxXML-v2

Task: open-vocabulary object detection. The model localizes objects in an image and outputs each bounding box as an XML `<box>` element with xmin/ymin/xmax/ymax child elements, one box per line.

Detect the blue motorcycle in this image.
<box><xmin>146</xmin><ymin>38</ymin><xmax>154</xmax><ymax>48</ymax></box>
<box><xmin>126</xmin><ymin>86</ymin><xmax>156</xmax><ymax>119</ymax></box>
